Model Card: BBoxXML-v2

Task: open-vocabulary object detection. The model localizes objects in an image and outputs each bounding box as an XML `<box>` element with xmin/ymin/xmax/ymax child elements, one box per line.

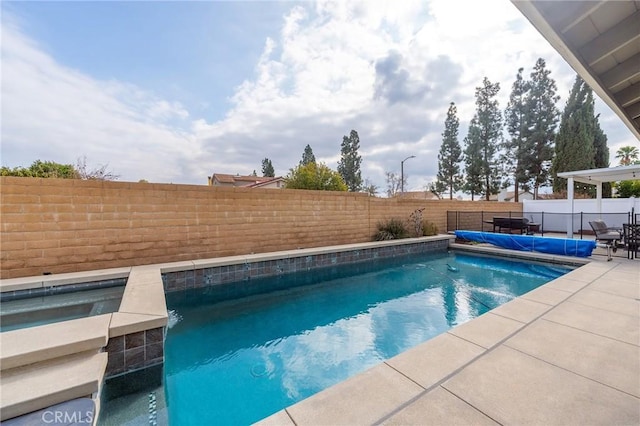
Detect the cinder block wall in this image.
<box><xmin>0</xmin><ymin>177</ymin><xmax>521</xmax><ymax>278</ymax></box>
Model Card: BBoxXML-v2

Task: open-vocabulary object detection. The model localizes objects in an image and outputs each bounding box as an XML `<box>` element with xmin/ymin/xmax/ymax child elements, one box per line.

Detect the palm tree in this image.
<box><xmin>615</xmin><ymin>146</ymin><xmax>639</xmax><ymax>166</ymax></box>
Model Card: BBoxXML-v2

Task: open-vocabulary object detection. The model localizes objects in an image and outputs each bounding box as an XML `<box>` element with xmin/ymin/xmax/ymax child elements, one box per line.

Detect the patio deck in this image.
<box><xmin>258</xmin><ymin>246</ymin><xmax>640</xmax><ymax>425</ymax></box>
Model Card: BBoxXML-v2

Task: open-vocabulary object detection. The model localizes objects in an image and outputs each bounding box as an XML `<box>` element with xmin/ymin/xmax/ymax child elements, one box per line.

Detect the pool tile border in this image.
<box><xmin>162</xmin><ymin>236</ymin><xmax>452</xmax><ymax>292</ymax></box>
<box><xmin>1</xmin><ymin>278</ymin><xmax>127</xmax><ymax>302</ymax></box>
<box><xmin>0</xmin><ymin>267</ymin><xmax>131</xmax><ymax>294</ymax></box>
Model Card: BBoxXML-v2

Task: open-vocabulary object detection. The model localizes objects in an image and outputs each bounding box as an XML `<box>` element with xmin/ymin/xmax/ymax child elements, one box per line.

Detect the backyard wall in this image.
<box><xmin>0</xmin><ymin>177</ymin><xmax>521</xmax><ymax>278</ymax></box>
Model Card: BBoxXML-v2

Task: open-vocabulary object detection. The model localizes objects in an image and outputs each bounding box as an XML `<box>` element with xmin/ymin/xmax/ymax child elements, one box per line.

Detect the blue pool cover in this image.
<box><xmin>455</xmin><ymin>231</ymin><xmax>597</xmax><ymax>258</ymax></box>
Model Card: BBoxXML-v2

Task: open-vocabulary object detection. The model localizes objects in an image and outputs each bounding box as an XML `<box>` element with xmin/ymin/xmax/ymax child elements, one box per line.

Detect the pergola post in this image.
<box><xmin>567</xmin><ymin>177</ymin><xmax>574</xmax><ymax>238</ymax></box>
<box><xmin>596</xmin><ymin>182</ymin><xmax>602</xmax><ymax>218</ymax></box>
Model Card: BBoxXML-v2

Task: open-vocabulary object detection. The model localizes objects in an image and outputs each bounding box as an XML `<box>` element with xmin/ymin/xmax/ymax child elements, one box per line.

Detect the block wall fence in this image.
<box><xmin>0</xmin><ymin>177</ymin><xmax>521</xmax><ymax>279</ymax></box>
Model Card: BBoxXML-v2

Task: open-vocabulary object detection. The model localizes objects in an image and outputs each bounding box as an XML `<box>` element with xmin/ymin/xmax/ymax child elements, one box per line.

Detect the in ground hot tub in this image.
<box><xmin>1</xmin><ymin>284</ymin><xmax>125</xmax><ymax>332</ymax></box>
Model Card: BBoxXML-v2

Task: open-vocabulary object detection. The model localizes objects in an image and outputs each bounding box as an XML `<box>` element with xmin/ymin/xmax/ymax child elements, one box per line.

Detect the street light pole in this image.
<box><xmin>400</xmin><ymin>155</ymin><xmax>416</xmax><ymax>194</ymax></box>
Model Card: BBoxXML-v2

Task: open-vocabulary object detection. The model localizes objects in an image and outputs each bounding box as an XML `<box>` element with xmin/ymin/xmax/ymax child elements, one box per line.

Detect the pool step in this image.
<box><xmin>0</xmin><ymin>314</ymin><xmax>110</xmax><ymax>371</ymax></box>
<box><xmin>0</xmin><ymin>350</ymin><xmax>107</xmax><ymax>422</ymax></box>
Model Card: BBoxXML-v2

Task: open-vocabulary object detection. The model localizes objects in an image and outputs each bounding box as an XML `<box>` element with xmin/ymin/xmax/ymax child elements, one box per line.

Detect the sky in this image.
<box><xmin>1</xmin><ymin>0</ymin><xmax>638</xmax><ymax>194</ymax></box>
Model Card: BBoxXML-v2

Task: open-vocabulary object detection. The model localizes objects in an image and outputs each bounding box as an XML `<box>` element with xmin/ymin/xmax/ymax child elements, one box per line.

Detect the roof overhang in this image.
<box><xmin>512</xmin><ymin>1</ymin><xmax>640</xmax><ymax>141</ymax></box>
<box><xmin>557</xmin><ymin>164</ymin><xmax>640</xmax><ymax>184</ymax></box>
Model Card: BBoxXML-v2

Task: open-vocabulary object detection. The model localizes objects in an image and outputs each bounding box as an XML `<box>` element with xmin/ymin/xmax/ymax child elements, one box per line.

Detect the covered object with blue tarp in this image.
<box><xmin>455</xmin><ymin>231</ymin><xmax>596</xmax><ymax>258</ymax></box>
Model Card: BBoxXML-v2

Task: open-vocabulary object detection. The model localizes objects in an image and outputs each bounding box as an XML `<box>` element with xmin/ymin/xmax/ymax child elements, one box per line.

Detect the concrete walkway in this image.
<box><xmin>258</xmin><ymin>255</ymin><xmax>640</xmax><ymax>425</ymax></box>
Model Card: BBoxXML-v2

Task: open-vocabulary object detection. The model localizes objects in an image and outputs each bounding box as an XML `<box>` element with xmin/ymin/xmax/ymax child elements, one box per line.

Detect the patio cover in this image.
<box><xmin>511</xmin><ymin>1</ymin><xmax>640</xmax><ymax>140</ymax></box>
<box><xmin>557</xmin><ymin>164</ymin><xmax>640</xmax><ymax>236</ymax></box>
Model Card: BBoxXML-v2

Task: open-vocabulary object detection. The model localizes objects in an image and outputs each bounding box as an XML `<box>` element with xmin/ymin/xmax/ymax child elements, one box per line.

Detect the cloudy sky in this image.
<box><xmin>1</xmin><ymin>0</ymin><xmax>637</xmax><ymax>193</ymax></box>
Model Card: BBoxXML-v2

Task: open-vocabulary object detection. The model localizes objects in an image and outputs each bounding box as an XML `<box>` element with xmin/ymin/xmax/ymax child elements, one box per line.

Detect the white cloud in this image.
<box><xmin>1</xmin><ymin>17</ymin><xmax>197</xmax><ymax>183</ymax></box>
<box><xmin>1</xmin><ymin>1</ymin><xmax>636</xmax><ymax>190</ymax></box>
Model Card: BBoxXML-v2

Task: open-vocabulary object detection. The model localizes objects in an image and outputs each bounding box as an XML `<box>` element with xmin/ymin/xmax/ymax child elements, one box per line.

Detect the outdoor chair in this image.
<box><xmin>622</xmin><ymin>223</ymin><xmax>640</xmax><ymax>260</ymax></box>
<box><xmin>589</xmin><ymin>220</ymin><xmax>622</xmax><ymax>261</ymax></box>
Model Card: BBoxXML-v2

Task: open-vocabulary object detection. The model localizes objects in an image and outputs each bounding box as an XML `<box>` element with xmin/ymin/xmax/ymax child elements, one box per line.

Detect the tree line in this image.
<box><xmin>6</xmin><ymin>58</ymin><xmax>637</xmax><ymax>198</ymax></box>
<box><xmin>1</xmin><ymin>156</ymin><xmax>120</xmax><ymax>181</ymax></box>
<box><xmin>260</xmin><ymin>129</ymin><xmax>369</xmax><ymax>193</ymax></box>
<box><xmin>263</xmin><ymin>131</ymin><xmax>415</xmax><ymax>197</ymax></box>
<box><xmin>434</xmin><ymin>58</ymin><xmax>637</xmax><ymax>200</ymax></box>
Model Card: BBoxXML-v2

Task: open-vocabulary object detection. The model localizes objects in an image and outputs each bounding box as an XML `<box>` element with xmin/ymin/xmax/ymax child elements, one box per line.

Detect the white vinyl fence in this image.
<box><xmin>523</xmin><ymin>197</ymin><xmax>639</xmax><ymax>236</ymax></box>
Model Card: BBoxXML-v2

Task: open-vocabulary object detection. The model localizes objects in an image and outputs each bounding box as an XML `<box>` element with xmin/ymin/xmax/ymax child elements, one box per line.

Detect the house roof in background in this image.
<box><xmin>489</xmin><ymin>190</ymin><xmax>533</xmax><ymax>201</ymax></box>
<box><xmin>212</xmin><ymin>173</ymin><xmax>273</xmax><ymax>185</ymax></box>
<box><xmin>398</xmin><ymin>191</ymin><xmax>440</xmax><ymax>200</ymax></box>
<box><xmin>512</xmin><ymin>0</ymin><xmax>640</xmax><ymax>140</ymax></box>
<box><xmin>246</xmin><ymin>177</ymin><xmax>285</xmax><ymax>188</ymax></box>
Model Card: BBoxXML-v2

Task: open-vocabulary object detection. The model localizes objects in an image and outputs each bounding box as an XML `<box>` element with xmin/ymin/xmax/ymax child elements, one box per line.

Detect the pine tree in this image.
<box><xmin>463</xmin><ymin>120</ymin><xmax>484</xmax><ymax>201</ymax></box>
<box><xmin>301</xmin><ymin>145</ymin><xmax>316</xmax><ymax>166</ymax></box>
<box><xmin>552</xmin><ymin>76</ymin><xmax>596</xmax><ymax>195</ymax></box>
<box><xmin>464</xmin><ymin>77</ymin><xmax>502</xmax><ymax>200</ymax></box>
<box><xmin>593</xmin><ymin>114</ymin><xmax>611</xmax><ymax>197</ymax></box>
<box><xmin>525</xmin><ymin>58</ymin><xmax>560</xmax><ymax>199</ymax></box>
<box><xmin>337</xmin><ymin>130</ymin><xmax>363</xmax><ymax>192</ymax></box>
<box><xmin>435</xmin><ymin>102</ymin><xmax>463</xmax><ymax>200</ymax></box>
<box><xmin>503</xmin><ymin>68</ymin><xmax>531</xmax><ymax>202</ymax></box>
<box><xmin>261</xmin><ymin>158</ymin><xmax>275</xmax><ymax>177</ymax></box>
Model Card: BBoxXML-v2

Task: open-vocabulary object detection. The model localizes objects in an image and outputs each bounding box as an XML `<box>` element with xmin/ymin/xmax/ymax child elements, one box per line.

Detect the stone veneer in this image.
<box><xmin>105</xmin><ymin>327</ymin><xmax>164</xmax><ymax>377</ymax></box>
<box><xmin>162</xmin><ymin>239</ymin><xmax>450</xmax><ymax>293</ymax></box>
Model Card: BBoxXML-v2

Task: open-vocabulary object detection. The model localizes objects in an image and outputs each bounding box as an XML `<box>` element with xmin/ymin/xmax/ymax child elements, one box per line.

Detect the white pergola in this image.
<box><xmin>558</xmin><ymin>164</ymin><xmax>640</xmax><ymax>236</ymax></box>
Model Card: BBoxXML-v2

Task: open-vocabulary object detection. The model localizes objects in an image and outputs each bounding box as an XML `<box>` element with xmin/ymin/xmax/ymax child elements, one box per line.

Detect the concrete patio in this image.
<box><xmin>258</xmin><ymin>248</ymin><xmax>640</xmax><ymax>425</ymax></box>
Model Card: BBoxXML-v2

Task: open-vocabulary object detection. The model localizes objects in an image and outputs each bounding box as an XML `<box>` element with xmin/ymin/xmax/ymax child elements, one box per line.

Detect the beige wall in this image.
<box><xmin>0</xmin><ymin>177</ymin><xmax>521</xmax><ymax>278</ymax></box>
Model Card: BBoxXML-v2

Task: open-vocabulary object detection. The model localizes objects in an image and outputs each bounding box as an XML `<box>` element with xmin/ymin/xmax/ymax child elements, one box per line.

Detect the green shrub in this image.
<box><xmin>422</xmin><ymin>220</ymin><xmax>438</xmax><ymax>236</ymax></box>
<box><xmin>374</xmin><ymin>218</ymin><xmax>408</xmax><ymax>241</ymax></box>
<box><xmin>615</xmin><ymin>180</ymin><xmax>640</xmax><ymax>197</ymax></box>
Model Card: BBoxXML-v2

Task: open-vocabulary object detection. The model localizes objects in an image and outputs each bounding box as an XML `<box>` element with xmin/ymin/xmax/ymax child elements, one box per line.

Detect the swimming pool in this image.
<box><xmin>163</xmin><ymin>251</ymin><xmax>571</xmax><ymax>425</ymax></box>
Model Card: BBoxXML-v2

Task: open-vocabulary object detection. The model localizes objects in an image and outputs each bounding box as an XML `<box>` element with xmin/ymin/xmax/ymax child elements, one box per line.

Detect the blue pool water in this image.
<box><xmin>164</xmin><ymin>252</ymin><xmax>572</xmax><ymax>425</ymax></box>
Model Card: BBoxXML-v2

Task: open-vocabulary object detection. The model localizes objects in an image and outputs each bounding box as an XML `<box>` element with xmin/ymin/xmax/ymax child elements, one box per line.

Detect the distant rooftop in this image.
<box><xmin>397</xmin><ymin>191</ymin><xmax>440</xmax><ymax>200</ymax></box>
<box><xmin>208</xmin><ymin>173</ymin><xmax>284</xmax><ymax>188</ymax></box>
